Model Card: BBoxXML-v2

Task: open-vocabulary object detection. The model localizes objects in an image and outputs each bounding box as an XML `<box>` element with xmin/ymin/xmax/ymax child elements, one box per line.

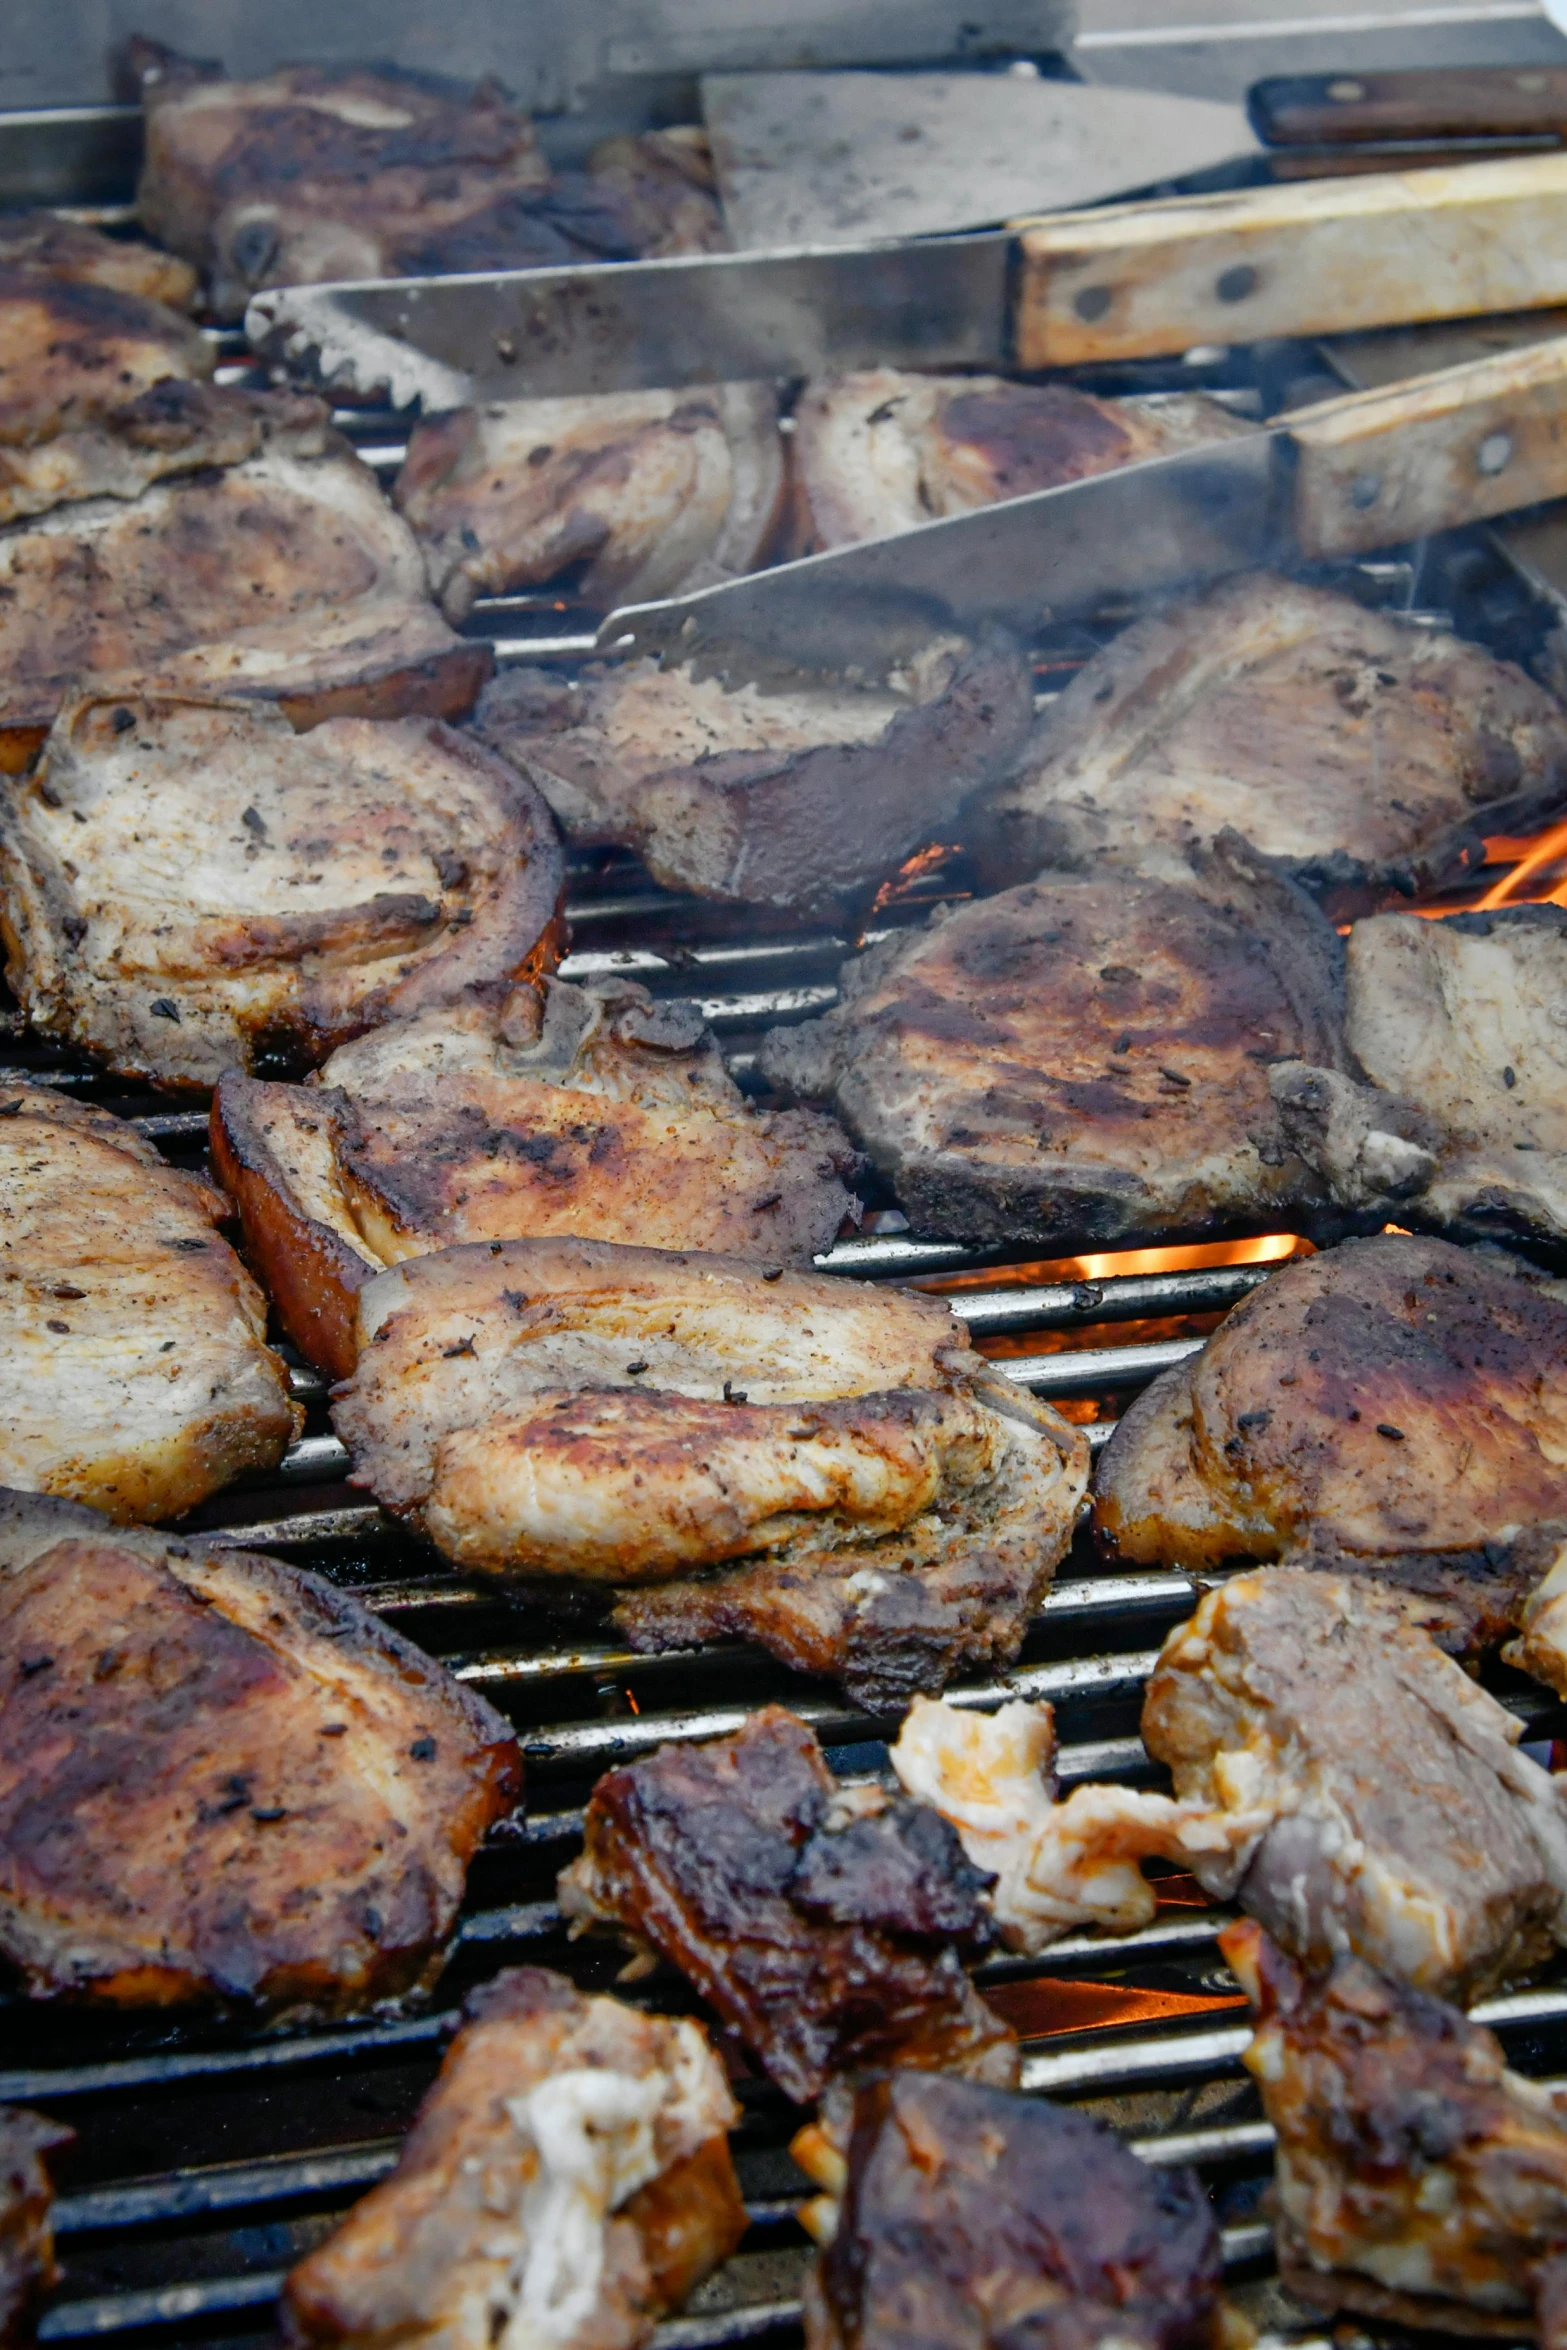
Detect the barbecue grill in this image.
<box><xmin>6</xmin><ymin>90</ymin><xmax>1567</xmax><ymax>2350</ymax></box>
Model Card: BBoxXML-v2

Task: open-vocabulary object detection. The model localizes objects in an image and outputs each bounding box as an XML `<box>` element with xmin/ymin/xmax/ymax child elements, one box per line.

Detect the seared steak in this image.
<box><xmin>0</xmin><ymin>1082</ymin><xmax>298</xmax><ymax>1523</ymax></box>
<box><xmin>970</xmin><ymin>575</ymin><xmax>1567</xmax><ymax>900</ymax></box>
<box><xmin>0</xmin><ymin>1488</ymin><xmax>520</xmax><ymax>2013</ymax></box>
<box><xmin>476</xmin><ymin>633</ymin><xmax>1031</xmax><ymax>915</ymax></box>
<box><xmin>212</xmin><ymin>977</ymin><xmax>859</xmax><ymax>1378</ymax></box>
<box><xmin>0</xmin><ymin>2107</ymin><xmax>72</xmax><ymax>2347</ymax></box>
<box><xmin>284</xmin><ymin>1967</ymin><xmax>744</xmax><ymax>2350</ymax></box>
<box><xmin>0</xmin><ymin>210</ymin><xmax>196</xmax><ymax>309</ymax></box>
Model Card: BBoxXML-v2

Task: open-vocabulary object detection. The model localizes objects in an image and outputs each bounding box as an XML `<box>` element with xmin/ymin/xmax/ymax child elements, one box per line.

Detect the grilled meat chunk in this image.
<box><xmin>213</xmin><ymin>977</ymin><xmax>858</xmax><ymax>1379</ymax></box>
<box><xmin>0</xmin><ymin>2107</ymin><xmax>72</xmax><ymax>2347</ymax></box>
<box><xmin>396</xmin><ymin>384</ymin><xmax>784</xmax><ymax>623</ymax></box>
<box><xmin>1096</xmin><ymin>1233</ymin><xmax>1567</xmax><ymax>1642</ymax></box>
<box><xmin>891</xmin><ymin>1696</ymin><xmax>1257</xmax><ymax>1955</ymax></box>
<box><xmin>970</xmin><ymin>575</ymin><xmax>1567</xmax><ymax>899</ymax></box>
<box><xmin>477</xmin><ymin>635</ymin><xmax>1031</xmax><ymax>916</ymax></box>
<box><xmin>0</xmin><ymin>1487</ymin><xmax>520</xmax><ymax>2012</ymax></box>
<box><xmin>0</xmin><ymin>405</ymin><xmax>488</xmax><ymax>771</ymax></box>
<box><xmin>557</xmin><ymin>1707</ymin><xmax>1016</xmax><ymax>2103</ymax></box>
<box><xmin>0</xmin><ymin>211</ymin><xmax>196</xmax><ymax>309</ymax></box>
<box><xmin>0</xmin><ymin>265</ymin><xmax>208</xmax><ymax>444</ymax></box>
<box><xmin>797</xmin><ymin>2069</ymin><xmax>1223</xmax><ymax>2350</ymax></box>
<box><xmin>284</xmin><ymin>1967</ymin><xmax>743</xmax><ymax>2350</ymax></box>
<box><xmin>789</xmin><ymin>370</ymin><xmax>1246</xmax><ymax>552</ymax></box>
<box><xmin>0</xmin><ymin>689</ymin><xmax>563</xmax><ymax>1089</ymax></box>
<box><xmin>1143</xmin><ymin>1568</ymin><xmax>1567</xmax><ymax>2000</ymax></box>
<box><xmin>575</xmin><ymin>129</ymin><xmax>727</xmax><ymax>257</ymax></box>
<box><xmin>0</xmin><ymin>1081</ymin><xmax>297</xmax><ymax>1522</ymax></box>
<box><xmin>761</xmin><ymin>837</ymin><xmax>1353</xmax><ymax>1252</ymax></box>
<box><xmin>333</xmin><ymin>1236</ymin><xmax>1087</xmax><ymax>1706</ymax></box>
<box><xmin>1226</xmin><ymin>1919</ymin><xmax>1567</xmax><ymax>2340</ymax></box>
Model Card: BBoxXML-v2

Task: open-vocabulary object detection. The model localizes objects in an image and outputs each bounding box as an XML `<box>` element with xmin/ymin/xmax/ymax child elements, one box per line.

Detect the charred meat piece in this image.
<box><xmin>576</xmin><ymin>128</ymin><xmax>727</xmax><ymax>256</ymax></box>
<box><xmin>798</xmin><ymin>2068</ymin><xmax>1223</xmax><ymax>2350</ymax></box>
<box><xmin>761</xmin><ymin>837</ymin><xmax>1355</xmax><ymax>1253</ymax></box>
<box><xmin>1096</xmin><ymin>1233</ymin><xmax>1567</xmax><ymax>1644</ymax></box>
<box><xmin>557</xmin><ymin>1707</ymin><xmax>1016</xmax><ymax>2102</ymax></box>
<box><xmin>333</xmin><ymin>1236</ymin><xmax>1087</xmax><ymax>1707</ymax></box>
<box><xmin>0</xmin><ymin>1487</ymin><xmax>519</xmax><ymax>2012</ymax></box>
<box><xmin>891</xmin><ymin>1696</ymin><xmax>1256</xmax><ymax>1955</ymax></box>
<box><xmin>0</xmin><ymin>211</ymin><xmax>197</xmax><ymax>309</ymax></box>
<box><xmin>0</xmin><ymin>2107</ymin><xmax>72</xmax><ymax>2346</ymax></box>
<box><xmin>284</xmin><ymin>1966</ymin><xmax>744</xmax><ymax>2350</ymax></box>
<box><xmin>789</xmin><ymin>369</ymin><xmax>1247</xmax><ymax>553</ymax></box>
<box><xmin>477</xmin><ymin>635</ymin><xmax>1031</xmax><ymax>916</ymax></box>
<box><xmin>0</xmin><ymin>688</ymin><xmax>563</xmax><ymax>1089</ymax></box>
<box><xmin>969</xmin><ymin>575</ymin><xmax>1567</xmax><ymax>900</ymax></box>
<box><xmin>1226</xmin><ymin>1918</ymin><xmax>1567</xmax><ymax>2340</ymax></box>
<box><xmin>395</xmin><ymin>383</ymin><xmax>783</xmax><ymax>623</ymax></box>
<box><xmin>0</xmin><ymin>266</ymin><xmax>209</xmax><ymax>443</ymax></box>
<box><xmin>0</xmin><ymin>1081</ymin><xmax>297</xmax><ymax>1522</ymax></box>
<box><xmin>0</xmin><ymin>407</ymin><xmax>488</xmax><ymax>772</ymax></box>
<box><xmin>390</xmin><ymin>131</ymin><xmax>727</xmax><ymax>278</ymax></box>
<box><xmin>212</xmin><ymin>977</ymin><xmax>859</xmax><ymax>1379</ymax></box>
<box><xmin>1143</xmin><ymin>1567</ymin><xmax>1567</xmax><ymax>2000</ymax></box>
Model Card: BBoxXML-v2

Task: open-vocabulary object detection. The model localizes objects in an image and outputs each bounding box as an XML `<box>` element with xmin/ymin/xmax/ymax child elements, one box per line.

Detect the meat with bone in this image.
<box><xmin>0</xmin><ymin>211</ymin><xmax>196</xmax><ymax>309</ymax></box>
<box><xmin>760</xmin><ymin>836</ymin><xmax>1361</xmax><ymax>1254</ymax></box>
<box><xmin>212</xmin><ymin>976</ymin><xmax>860</xmax><ymax>1380</ymax></box>
<box><xmin>1225</xmin><ymin>1918</ymin><xmax>1567</xmax><ymax>2341</ymax></box>
<box><xmin>788</xmin><ymin>369</ymin><xmax>1247</xmax><ymax>552</ymax></box>
<box><xmin>557</xmin><ymin>1706</ymin><xmax>1016</xmax><ymax>2103</ymax></box>
<box><xmin>284</xmin><ymin>1967</ymin><xmax>744</xmax><ymax>2350</ymax></box>
<box><xmin>890</xmin><ymin>1695</ymin><xmax>1259</xmax><ymax>1955</ymax></box>
<box><xmin>1142</xmin><ymin>1567</ymin><xmax>1567</xmax><ymax>2000</ymax></box>
<box><xmin>0</xmin><ymin>688</ymin><xmax>563</xmax><ymax>1090</ymax></box>
<box><xmin>0</xmin><ymin>401</ymin><xmax>489</xmax><ymax>773</ymax></box>
<box><xmin>795</xmin><ymin>2068</ymin><xmax>1223</xmax><ymax>2350</ymax></box>
<box><xmin>0</xmin><ymin>2107</ymin><xmax>72</xmax><ymax>2347</ymax></box>
<box><xmin>0</xmin><ymin>1081</ymin><xmax>298</xmax><ymax>1522</ymax></box>
<box><xmin>0</xmin><ymin>1488</ymin><xmax>519</xmax><ymax>2013</ymax></box>
<box><xmin>968</xmin><ymin>574</ymin><xmax>1567</xmax><ymax>901</ymax></box>
<box><xmin>395</xmin><ymin>384</ymin><xmax>784</xmax><ymax>623</ymax></box>
<box><xmin>1095</xmin><ymin>1232</ymin><xmax>1567</xmax><ymax>1650</ymax></box>
<box><xmin>332</xmin><ymin>1236</ymin><xmax>1087</xmax><ymax>1707</ymax></box>
<box><xmin>476</xmin><ymin>633</ymin><xmax>1031</xmax><ymax>917</ymax></box>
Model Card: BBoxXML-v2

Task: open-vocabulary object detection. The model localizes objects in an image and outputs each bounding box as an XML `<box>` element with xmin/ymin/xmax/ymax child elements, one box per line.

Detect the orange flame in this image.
<box><xmin>929</xmin><ymin>1231</ymin><xmax>1309</xmax><ymax>1295</ymax></box>
<box><xmin>1475</xmin><ymin>815</ymin><xmax>1567</xmax><ymax>912</ymax></box>
<box><xmin>867</xmin><ymin>841</ymin><xmax>963</xmax><ymax>919</ymax></box>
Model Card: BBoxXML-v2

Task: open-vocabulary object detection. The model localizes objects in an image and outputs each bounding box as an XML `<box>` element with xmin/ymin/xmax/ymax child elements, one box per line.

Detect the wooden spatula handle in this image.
<box><xmin>1285</xmin><ymin>332</ymin><xmax>1567</xmax><ymax>559</ymax></box>
<box><xmin>1251</xmin><ymin>65</ymin><xmax>1567</xmax><ymax>145</ymax></box>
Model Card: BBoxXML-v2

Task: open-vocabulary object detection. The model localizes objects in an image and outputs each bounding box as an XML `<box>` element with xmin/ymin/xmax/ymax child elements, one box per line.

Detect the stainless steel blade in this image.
<box><xmin>245</xmin><ymin>234</ymin><xmax>1012</xmax><ymax>409</ymax></box>
<box><xmin>597</xmin><ymin>431</ymin><xmax>1281</xmax><ymax>672</ymax></box>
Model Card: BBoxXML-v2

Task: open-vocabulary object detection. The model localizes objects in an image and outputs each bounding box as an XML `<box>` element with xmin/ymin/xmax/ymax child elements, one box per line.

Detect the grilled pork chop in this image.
<box><xmin>0</xmin><ymin>266</ymin><xmax>208</xmax><ymax>442</ymax></box>
<box><xmin>0</xmin><ymin>688</ymin><xmax>564</xmax><ymax>1089</ymax></box>
<box><xmin>0</xmin><ymin>211</ymin><xmax>196</xmax><ymax>309</ymax></box>
<box><xmin>1096</xmin><ymin>1233</ymin><xmax>1567</xmax><ymax>1645</ymax></box>
<box><xmin>1227</xmin><ymin>1920</ymin><xmax>1567</xmax><ymax>2341</ymax></box>
<box><xmin>284</xmin><ymin>1967</ymin><xmax>744</xmax><ymax>2350</ymax></box>
<box><xmin>789</xmin><ymin>370</ymin><xmax>1247</xmax><ymax>552</ymax></box>
<box><xmin>558</xmin><ymin>1707</ymin><xmax>1016</xmax><ymax>2103</ymax></box>
<box><xmin>1143</xmin><ymin>1568</ymin><xmax>1567</xmax><ymax>2000</ymax></box>
<box><xmin>0</xmin><ymin>2108</ymin><xmax>71</xmax><ymax>2347</ymax></box>
<box><xmin>970</xmin><ymin>575</ymin><xmax>1567</xmax><ymax>900</ymax></box>
<box><xmin>213</xmin><ymin>976</ymin><xmax>859</xmax><ymax>1379</ymax></box>
<box><xmin>795</xmin><ymin>2069</ymin><xmax>1222</xmax><ymax>2350</ymax></box>
<box><xmin>395</xmin><ymin>384</ymin><xmax>783</xmax><ymax>622</ymax></box>
<box><xmin>333</xmin><ymin>1236</ymin><xmax>1088</xmax><ymax>1705</ymax></box>
<box><xmin>0</xmin><ymin>1489</ymin><xmax>519</xmax><ymax>2012</ymax></box>
<box><xmin>760</xmin><ymin>837</ymin><xmax>1358</xmax><ymax>1252</ymax></box>
<box><xmin>477</xmin><ymin>633</ymin><xmax>1031</xmax><ymax>916</ymax></box>
<box><xmin>0</xmin><ymin>1081</ymin><xmax>297</xmax><ymax>1522</ymax></box>
<box><xmin>0</xmin><ymin>403</ymin><xmax>488</xmax><ymax>772</ymax></box>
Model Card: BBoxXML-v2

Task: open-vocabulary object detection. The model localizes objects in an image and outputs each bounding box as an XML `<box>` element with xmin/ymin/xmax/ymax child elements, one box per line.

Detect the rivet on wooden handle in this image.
<box><xmin>1011</xmin><ymin>152</ymin><xmax>1567</xmax><ymax>368</ymax></box>
<box><xmin>1285</xmin><ymin>333</ymin><xmax>1567</xmax><ymax>560</ymax></box>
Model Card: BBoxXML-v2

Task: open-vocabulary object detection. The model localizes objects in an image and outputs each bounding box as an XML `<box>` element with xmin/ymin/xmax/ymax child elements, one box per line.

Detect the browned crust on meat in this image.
<box><xmin>211</xmin><ymin>1076</ymin><xmax>369</xmax><ymax>1383</ymax></box>
<box><xmin>0</xmin><ymin>2105</ymin><xmax>73</xmax><ymax>2344</ymax></box>
<box><xmin>0</xmin><ymin>212</ymin><xmax>197</xmax><ymax>310</ymax></box>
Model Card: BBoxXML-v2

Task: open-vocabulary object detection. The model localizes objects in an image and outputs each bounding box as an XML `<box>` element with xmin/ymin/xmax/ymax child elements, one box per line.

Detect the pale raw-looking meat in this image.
<box><xmin>0</xmin><ymin>1488</ymin><xmax>519</xmax><ymax>2015</ymax></box>
<box><xmin>1227</xmin><ymin>1919</ymin><xmax>1567</xmax><ymax>2342</ymax></box>
<box><xmin>0</xmin><ymin>1081</ymin><xmax>298</xmax><ymax>1523</ymax></box>
<box><xmin>477</xmin><ymin>632</ymin><xmax>1031</xmax><ymax>915</ymax></box>
<box><xmin>760</xmin><ymin>836</ymin><xmax>1364</xmax><ymax>1253</ymax></box>
<box><xmin>1142</xmin><ymin>1568</ymin><xmax>1567</xmax><ymax>2001</ymax></box>
<box><xmin>212</xmin><ymin>976</ymin><xmax>859</xmax><ymax>1379</ymax></box>
<box><xmin>284</xmin><ymin>1967</ymin><xmax>744</xmax><ymax>2350</ymax></box>
<box><xmin>969</xmin><ymin>574</ymin><xmax>1567</xmax><ymax>900</ymax></box>
<box><xmin>0</xmin><ymin>411</ymin><xmax>489</xmax><ymax>772</ymax></box>
<box><xmin>333</xmin><ymin>1235</ymin><xmax>1087</xmax><ymax>1706</ymax></box>
<box><xmin>0</xmin><ymin>689</ymin><xmax>564</xmax><ymax>1089</ymax></box>
<box><xmin>0</xmin><ymin>211</ymin><xmax>197</xmax><ymax>309</ymax></box>
<box><xmin>787</xmin><ymin>369</ymin><xmax>1248</xmax><ymax>551</ymax></box>
<box><xmin>396</xmin><ymin>384</ymin><xmax>784</xmax><ymax>621</ymax></box>
<box><xmin>0</xmin><ymin>2107</ymin><xmax>72</xmax><ymax>2348</ymax></box>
